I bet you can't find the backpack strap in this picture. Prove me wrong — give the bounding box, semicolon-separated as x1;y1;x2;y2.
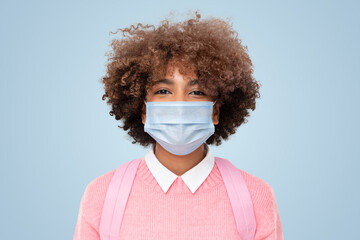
99;158;142;240
215;157;256;240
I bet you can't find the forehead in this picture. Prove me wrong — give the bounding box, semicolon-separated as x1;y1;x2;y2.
147;57;200;90
164;58;197;80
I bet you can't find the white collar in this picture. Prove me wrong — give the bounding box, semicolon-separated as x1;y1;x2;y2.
144;144;215;194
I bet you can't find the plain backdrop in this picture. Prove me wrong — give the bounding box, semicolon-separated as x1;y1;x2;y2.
1;0;359;239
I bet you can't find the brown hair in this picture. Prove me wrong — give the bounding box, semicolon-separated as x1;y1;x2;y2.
100;10;261;148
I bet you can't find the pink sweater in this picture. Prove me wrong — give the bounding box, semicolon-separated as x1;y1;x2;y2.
73;158;283;240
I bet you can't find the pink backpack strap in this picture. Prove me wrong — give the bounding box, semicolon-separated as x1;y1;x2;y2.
99;158;142;240
215;157;256;240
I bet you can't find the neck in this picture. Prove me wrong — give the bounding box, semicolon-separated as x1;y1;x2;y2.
153;143;207;176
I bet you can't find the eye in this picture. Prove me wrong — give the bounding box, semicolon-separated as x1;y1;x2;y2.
190;90;205;95
154;89;171;94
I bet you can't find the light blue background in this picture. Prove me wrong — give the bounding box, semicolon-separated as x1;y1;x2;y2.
1;0;359;239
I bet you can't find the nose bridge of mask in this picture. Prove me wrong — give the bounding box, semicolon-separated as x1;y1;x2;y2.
143;100;216;105
145;101;214;124
144;100;216;106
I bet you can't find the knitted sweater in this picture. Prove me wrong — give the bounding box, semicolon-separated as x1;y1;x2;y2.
73;158;283;240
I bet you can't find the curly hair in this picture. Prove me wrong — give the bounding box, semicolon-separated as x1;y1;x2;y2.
100;10;261;148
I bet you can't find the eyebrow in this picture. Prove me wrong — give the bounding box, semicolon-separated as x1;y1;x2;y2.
152;78;199;87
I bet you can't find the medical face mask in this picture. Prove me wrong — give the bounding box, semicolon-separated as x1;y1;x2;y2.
144;101;216;155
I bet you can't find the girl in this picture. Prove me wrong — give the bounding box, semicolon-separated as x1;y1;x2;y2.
74;10;283;240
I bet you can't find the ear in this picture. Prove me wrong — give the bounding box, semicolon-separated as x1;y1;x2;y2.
212;103;220;125
141;103;146;125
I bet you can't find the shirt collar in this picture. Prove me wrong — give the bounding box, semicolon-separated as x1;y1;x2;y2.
144;144;215;194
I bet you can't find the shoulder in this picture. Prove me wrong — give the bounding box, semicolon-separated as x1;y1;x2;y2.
81;158;141;208
238;168;281;239
77;168;117;228
82;169;116;204
238;169;277;219
238;169;276;203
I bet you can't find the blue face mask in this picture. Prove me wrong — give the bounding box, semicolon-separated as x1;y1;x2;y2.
144;101;216;155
